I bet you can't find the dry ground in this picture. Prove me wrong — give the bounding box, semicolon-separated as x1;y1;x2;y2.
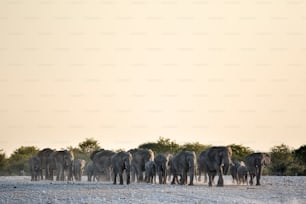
0;176;305;204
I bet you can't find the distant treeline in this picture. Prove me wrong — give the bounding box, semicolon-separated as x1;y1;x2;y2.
0;137;305;176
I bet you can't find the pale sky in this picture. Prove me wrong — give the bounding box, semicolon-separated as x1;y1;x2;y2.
0;1;306;156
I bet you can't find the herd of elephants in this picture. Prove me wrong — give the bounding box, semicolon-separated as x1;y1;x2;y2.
28;147;271;187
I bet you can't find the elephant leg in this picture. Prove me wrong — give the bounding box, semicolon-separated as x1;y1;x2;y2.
68;169;72;181
217;176;224;186
68;168;71;181
49;169;53;180
160;172;163;184
60;168;64;181
204;172;208;183
119;173;124;185
60;169;64;181
48;169;52;180
184;173;188;185
138;170;143;182
217;168;224;186
131;168;136;183
148;175;151;183
249;174;254;185
113;172;117;184
163;172;167;184
144;172;148;183
51;169;54;180
126;173;130;185
208;174;213;187
45;168;48;180
198;169;201;182
180;173;186;185
40;169;43;180
256;167;261;185
256;175;261;185
46;168;50;180
171;174;177;185
56;168;60;181
189;173;194;186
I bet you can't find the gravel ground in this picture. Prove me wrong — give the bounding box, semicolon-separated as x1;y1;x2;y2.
0;176;305;204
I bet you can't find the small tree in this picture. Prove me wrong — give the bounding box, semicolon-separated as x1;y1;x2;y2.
7;146;39;176
229;144;254;161
270;144;294;176
0;149;7;175
138;137;180;154
180;142;211;156
78;138;101;154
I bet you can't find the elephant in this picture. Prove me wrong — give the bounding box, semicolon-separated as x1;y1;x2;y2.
46;151;57;180
230;161;241;184
50;150;74;181
197;150;208;183
145;160;156;184
199;146;232;187
37;148;55;180
169;151;196;185
167;154;173;182
91;149;116;181
237;162;248;185
245;152;271;185
73;159;86;181
85;161;98;182
154;154;170;184
111;151;132;185
128;148;154;182
29;155;41;181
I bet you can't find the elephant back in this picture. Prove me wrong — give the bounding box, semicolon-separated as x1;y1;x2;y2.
129;148;154;167
93;150;116;163
90;149;105;161
171;151;196;170
111;151;132;169
206;146;231;161
246;153;261;167
37;148;55;167
92;149;116;174
154;154;168;167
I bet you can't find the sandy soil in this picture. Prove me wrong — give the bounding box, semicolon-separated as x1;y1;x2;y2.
0;176;305;204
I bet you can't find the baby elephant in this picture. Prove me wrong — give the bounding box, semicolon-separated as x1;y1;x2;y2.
237;162;248;185
145;161;156;184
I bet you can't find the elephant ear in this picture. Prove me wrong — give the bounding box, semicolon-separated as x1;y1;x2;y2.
254;156;261;167
218;150;225;166
262;153;271;166
207;148;220;163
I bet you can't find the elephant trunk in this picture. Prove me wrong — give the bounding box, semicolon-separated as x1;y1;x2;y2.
221;157;230;175
125;160;131;184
